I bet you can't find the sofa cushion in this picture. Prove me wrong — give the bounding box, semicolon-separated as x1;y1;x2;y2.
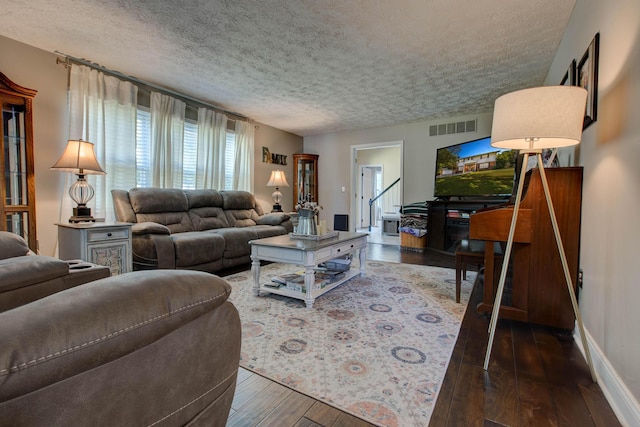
212;228;258;259
129;188;194;233
185;189;224;209
135;212;194;234
171;232;225;267
225;209;260;227
0;232;30;259
129;188;189;213
0;256;69;293
189;207;230;231
255;212;290;226
250;225;288;239
220;191;257;210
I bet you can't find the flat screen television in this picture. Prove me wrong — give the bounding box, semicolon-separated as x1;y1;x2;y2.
434;136;517;199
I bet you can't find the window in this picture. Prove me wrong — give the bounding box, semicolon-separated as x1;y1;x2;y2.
182;120;198;190
136;108;151;187
135;107;235;190
224;131;235;190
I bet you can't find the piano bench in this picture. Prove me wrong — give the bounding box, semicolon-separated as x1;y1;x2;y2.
455;240;502;303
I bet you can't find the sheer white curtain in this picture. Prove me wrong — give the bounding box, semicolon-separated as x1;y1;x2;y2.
196;108;227;189
233;120;254;192
67;64;138;221
150;92;186;188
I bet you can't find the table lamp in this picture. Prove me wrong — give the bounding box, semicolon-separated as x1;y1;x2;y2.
51;139;106;223
266;170;289;212
484;86;596;382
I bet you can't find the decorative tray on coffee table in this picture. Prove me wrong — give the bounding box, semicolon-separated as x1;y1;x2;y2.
289;230;339;241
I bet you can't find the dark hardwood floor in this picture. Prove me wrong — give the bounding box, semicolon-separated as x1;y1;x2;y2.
226;243;620;427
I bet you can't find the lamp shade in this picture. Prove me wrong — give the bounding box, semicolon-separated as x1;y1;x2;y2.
51;139;106;174
266;170;289;187
491;86;588;149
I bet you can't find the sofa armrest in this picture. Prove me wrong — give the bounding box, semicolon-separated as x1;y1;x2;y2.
0;256;69;294
255;212;291;226
132;221;171;235
0;270;240;414
0;231;30;260
130;224;176;269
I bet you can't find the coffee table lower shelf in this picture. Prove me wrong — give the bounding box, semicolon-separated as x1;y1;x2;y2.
256;268;362;307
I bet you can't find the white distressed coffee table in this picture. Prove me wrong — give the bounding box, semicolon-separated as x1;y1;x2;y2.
249;232;368;308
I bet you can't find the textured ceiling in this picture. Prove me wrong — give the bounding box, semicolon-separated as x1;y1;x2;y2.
1;0;575;137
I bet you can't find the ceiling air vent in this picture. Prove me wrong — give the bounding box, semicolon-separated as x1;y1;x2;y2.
429;119;477;136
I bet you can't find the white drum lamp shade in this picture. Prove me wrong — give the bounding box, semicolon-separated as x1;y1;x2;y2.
491;86;587;150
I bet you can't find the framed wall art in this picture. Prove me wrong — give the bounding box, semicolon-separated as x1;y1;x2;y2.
262;146;287;165
560;59;576;86
554;59;578;166
577;33;600;129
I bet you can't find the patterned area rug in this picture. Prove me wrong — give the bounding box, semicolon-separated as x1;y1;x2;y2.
225;260;476;427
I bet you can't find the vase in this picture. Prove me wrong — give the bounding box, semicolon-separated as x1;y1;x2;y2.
296;208;318;235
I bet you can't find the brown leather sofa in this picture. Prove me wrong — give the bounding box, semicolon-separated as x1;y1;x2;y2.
0;267;242;426
112;188;293;272
0;231;110;312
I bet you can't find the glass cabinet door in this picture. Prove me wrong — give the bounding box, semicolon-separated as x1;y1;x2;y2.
293;153;319;206
1;72;37;251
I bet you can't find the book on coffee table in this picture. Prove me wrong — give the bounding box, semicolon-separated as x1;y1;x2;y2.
271;272;335;292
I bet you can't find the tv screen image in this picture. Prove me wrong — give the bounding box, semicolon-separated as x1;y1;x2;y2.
434;136;517;198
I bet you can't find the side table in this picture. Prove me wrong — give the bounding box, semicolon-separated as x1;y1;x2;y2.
57;222;133;275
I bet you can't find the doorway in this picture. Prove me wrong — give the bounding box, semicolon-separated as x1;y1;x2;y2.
350;141;403;245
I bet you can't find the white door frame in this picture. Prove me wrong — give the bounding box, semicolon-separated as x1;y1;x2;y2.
359;164;383;229
349;140;403;232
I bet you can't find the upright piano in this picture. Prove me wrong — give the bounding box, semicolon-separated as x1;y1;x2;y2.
469;167;583;329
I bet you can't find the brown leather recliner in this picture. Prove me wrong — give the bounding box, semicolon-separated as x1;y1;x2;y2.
0;236;242;426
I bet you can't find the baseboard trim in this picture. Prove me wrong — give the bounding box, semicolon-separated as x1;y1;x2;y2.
574;326;640;427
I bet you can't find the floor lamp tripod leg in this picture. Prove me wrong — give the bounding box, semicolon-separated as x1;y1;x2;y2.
536;155;597;383
483;152;531;371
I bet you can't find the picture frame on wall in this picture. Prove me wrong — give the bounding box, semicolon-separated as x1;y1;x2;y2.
554;59;578;167
577;33;600;129
560;59;576;86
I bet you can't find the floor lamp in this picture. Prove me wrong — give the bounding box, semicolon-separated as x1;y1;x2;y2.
484;86;597;383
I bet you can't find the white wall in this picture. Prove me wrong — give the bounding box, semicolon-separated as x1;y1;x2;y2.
304;112;493;230
545;0;640;423
0;36;69;257
254;123;304;213
0;35;303;257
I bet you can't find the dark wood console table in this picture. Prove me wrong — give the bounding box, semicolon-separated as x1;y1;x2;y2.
427;199;508;252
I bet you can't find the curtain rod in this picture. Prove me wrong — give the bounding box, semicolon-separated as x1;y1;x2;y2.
55;52;248;122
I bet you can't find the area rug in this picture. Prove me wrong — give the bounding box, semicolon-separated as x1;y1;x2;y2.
225;261;476;427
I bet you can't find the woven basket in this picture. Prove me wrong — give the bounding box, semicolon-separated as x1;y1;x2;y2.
400;232;427;251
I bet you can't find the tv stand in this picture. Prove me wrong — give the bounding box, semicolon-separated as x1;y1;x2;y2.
427;199;508;252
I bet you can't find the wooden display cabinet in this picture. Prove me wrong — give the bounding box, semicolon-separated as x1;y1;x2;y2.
293;153;318;206
1;71;38;252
